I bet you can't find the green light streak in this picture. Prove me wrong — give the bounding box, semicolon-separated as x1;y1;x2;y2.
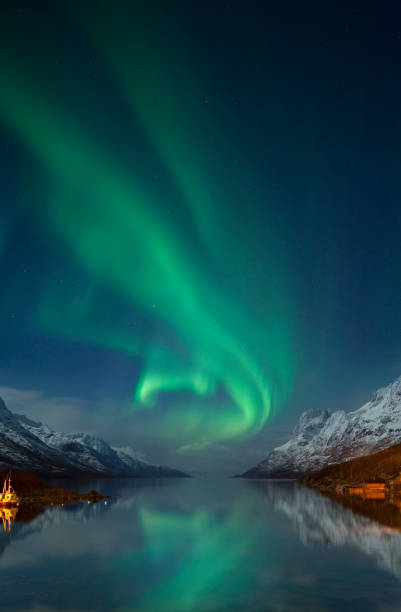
76;3;220;248
0;15;295;448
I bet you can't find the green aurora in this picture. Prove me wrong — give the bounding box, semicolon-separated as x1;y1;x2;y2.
0;4;294;450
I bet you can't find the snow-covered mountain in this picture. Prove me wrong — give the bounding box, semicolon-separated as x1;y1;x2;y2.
0;397;188;477
0;398;76;473
242;374;401;478
112;447;183;477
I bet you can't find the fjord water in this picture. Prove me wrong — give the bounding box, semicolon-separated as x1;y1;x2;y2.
2;480;401;611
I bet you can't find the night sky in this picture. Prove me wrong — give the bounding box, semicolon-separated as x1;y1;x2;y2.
1;1;401;475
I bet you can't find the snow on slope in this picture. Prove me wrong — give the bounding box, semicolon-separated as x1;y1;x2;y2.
15;414;188;477
17;417;129;474
113;447;189;477
242;375;401;478
0;397;188;477
0;399;76;473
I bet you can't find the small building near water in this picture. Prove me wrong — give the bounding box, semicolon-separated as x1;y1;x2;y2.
347;482;387;499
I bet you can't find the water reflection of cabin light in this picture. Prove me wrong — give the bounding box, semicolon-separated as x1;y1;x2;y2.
104;500;107;505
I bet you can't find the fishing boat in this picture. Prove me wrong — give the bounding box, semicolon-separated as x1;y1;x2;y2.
0;475;20;507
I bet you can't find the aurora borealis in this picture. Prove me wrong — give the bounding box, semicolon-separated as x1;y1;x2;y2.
2;1;401;474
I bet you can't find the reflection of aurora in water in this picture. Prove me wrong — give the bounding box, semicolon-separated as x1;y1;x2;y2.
112;481;401;611
0;3;295;450
2;479;401;611
119;503;263;611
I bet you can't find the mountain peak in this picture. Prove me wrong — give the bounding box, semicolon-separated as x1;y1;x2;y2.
241;374;401;479
0;397;189;478
0;396;16;421
293;409;331;438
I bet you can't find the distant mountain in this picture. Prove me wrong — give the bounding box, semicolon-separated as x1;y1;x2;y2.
112;447;184;477
0;397;189;477
241;375;401;478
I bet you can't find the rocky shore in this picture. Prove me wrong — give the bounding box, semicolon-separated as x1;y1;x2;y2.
18;487;107;506
1;470;108;508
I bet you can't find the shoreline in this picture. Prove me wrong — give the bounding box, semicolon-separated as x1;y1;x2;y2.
16;487;109;506
1;471;109;508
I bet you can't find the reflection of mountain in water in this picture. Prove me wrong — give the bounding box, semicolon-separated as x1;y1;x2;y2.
252;481;401;581
0;499;112;564
0;480;190;569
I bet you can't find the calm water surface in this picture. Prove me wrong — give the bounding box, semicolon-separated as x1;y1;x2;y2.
1;478;401;611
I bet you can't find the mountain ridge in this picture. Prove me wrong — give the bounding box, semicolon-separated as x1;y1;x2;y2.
0;397;189;478
241;375;401;478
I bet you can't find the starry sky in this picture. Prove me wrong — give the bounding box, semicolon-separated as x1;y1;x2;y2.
1;1;401;475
